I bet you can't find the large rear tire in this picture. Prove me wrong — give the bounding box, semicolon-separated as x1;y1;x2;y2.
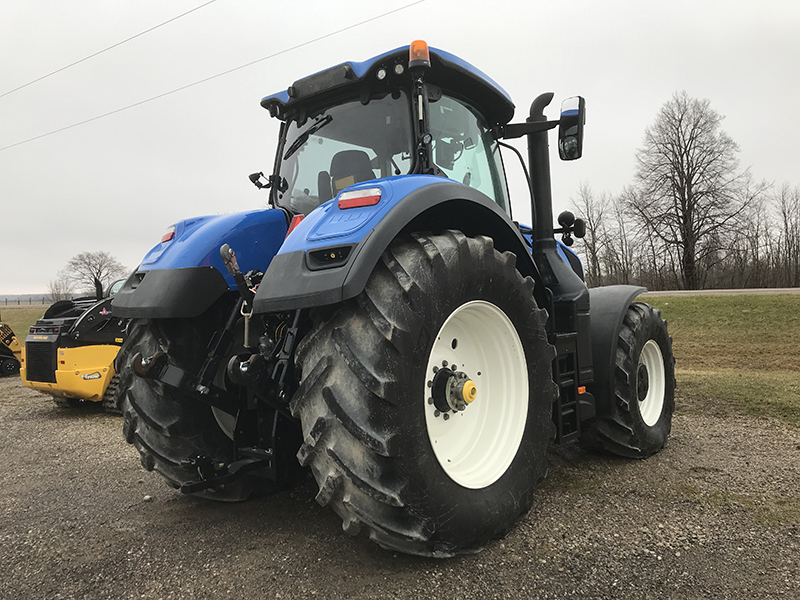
116;299;302;501
292;231;557;557
581;302;675;458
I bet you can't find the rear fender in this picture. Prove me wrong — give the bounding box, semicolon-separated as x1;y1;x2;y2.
113;209;288;319
588;285;647;417
253;176;539;313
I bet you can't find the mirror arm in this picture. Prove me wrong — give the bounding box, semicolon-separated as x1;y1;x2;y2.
494;120;559;140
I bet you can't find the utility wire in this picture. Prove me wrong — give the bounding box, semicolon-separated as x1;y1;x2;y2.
0;0;218;99
0;0;424;153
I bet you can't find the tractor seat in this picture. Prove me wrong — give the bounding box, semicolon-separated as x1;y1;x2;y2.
330;150;375;194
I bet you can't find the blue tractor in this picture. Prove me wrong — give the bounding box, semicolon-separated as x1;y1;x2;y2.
113;41;675;557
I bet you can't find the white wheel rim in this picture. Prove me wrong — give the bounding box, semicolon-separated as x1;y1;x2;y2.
424;300;528;489
638;339;665;427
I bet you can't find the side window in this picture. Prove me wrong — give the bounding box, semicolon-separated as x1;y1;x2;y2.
429;96;510;212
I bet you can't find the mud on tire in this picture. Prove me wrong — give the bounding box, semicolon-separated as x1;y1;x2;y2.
292;231;557;557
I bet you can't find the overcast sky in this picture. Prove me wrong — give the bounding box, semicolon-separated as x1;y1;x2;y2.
2;0;798;294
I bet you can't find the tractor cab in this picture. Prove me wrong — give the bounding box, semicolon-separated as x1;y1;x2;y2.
258;41;513;216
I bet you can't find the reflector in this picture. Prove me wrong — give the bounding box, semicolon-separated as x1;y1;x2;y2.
338;187;382;209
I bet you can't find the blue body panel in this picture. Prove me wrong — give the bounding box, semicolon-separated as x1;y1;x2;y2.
138;209;288;288
279;174;441;254
134;178;581;298
278;176;582;274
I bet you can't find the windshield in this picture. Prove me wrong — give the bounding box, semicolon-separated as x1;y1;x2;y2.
275;91;413;214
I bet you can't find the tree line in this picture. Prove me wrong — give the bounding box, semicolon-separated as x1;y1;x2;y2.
570;91;799;290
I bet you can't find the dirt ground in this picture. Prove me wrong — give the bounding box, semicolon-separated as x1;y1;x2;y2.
1;375;798;600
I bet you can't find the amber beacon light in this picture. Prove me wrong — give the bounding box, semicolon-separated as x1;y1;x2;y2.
409;40;431;69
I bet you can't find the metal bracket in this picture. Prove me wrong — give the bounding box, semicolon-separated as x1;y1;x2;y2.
132;350;239;414
180;447;274;494
271;310;304;400
494;119;559;140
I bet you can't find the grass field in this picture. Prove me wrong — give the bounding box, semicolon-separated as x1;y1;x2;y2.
644;294;800;428
0;305;47;342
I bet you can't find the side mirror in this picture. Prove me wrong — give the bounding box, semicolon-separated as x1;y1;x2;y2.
249;172;267;189
558;96;585;161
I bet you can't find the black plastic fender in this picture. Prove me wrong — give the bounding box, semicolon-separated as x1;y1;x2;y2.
112;266;231;319
253;181;539;313
588;284;647;417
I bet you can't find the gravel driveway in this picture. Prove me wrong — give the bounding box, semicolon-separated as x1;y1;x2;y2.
2;376;798;599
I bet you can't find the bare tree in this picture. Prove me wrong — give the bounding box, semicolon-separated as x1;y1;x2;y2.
62;251;128;299
773;182;800;287
570;182;608;286
628;91;766;289
46;276;74;303
608;187;652;286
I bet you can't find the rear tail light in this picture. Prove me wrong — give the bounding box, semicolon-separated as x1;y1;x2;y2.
338;187;381;210
161;226;176;243
286;214;304;237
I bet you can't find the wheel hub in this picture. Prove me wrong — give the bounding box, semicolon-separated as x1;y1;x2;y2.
637;363;650;402
430;365;478;415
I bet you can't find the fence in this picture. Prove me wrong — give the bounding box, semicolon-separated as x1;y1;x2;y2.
2;298;50;306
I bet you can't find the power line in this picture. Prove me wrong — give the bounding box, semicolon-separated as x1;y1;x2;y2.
0;0;218;100
0;0;424;153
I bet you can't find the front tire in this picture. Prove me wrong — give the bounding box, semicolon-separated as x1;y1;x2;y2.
292;231;557;557
582;302;675;458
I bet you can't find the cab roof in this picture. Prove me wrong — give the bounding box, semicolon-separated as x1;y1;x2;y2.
261;44;516;126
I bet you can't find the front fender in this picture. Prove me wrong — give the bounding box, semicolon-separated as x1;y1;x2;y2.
253;176;538;313
588;285;647;417
113;208;288;319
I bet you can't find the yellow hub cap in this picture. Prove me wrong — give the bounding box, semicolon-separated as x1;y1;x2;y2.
462;380;477;404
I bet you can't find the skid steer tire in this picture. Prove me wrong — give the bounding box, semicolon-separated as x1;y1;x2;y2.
116;300;302;501
582;302;675;458
292;231;557;557
102;373;121;415
1;358;20;376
